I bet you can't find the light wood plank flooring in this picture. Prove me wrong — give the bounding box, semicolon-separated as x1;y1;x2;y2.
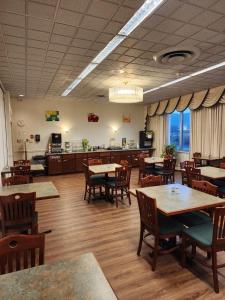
35;169;225;300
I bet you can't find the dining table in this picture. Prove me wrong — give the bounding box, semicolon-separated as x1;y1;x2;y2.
0;252;117;300
89;163;121;175
144;157;164;165
130;183;225;216
198;166;225;180
0;181;59;200
193;156;221;166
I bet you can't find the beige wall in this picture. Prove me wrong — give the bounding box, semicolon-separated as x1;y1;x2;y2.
11;97;145;159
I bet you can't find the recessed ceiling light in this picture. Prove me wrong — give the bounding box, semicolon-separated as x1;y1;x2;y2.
19;94;24;97
61;0;165;97
144;60;225;94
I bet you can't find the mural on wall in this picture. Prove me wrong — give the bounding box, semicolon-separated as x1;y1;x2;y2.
122;114;131;123
88;113;99;122
45;111;60;121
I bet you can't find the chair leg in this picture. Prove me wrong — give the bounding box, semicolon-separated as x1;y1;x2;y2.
115;188;118;208
212;251;219;293
181;235;187;268
88;186;91;203
137;223;144;256
127;189;131;205
191;243;196;258
152;237;159;271
84;184;87;201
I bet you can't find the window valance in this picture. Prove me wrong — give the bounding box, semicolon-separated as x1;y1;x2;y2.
147;84;225;116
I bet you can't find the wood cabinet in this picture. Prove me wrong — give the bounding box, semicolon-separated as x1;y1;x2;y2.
75;153;88;172
48;155;62;175
62;154;75;174
47;149;155;175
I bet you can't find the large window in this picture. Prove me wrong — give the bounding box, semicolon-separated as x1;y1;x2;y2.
167;108;190;151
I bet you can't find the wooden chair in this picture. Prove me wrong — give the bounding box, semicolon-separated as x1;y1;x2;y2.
186;167;201;187
87;159;102;166
193;152;202;167
83;164;105;203
106;166;131;207
2;175;30;187
11;166;32;183
120;160;129;167
180;161;195;185
220;162;225;169
222;157;225;163
13;160;30;166
192;180;218;196
136;191;183;271
182;207;225;293
140;175;163;188
0;192;38;237
154;159;176;184
138;156;154;183
0;234;45;274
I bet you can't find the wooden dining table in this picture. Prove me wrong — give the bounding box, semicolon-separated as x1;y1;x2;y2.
144;157;164;164
0;252;117;300
89;163;121;175
198;166;225;180
0;181;59;200
130;183;225;216
193;156;221;166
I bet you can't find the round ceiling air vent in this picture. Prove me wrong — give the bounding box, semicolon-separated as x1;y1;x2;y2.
153;46;200;65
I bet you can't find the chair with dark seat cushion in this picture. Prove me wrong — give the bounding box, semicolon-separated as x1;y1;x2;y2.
182;207;225;293
136;190;183;271
186;166;201;187
193;152;202;167
11;166;32;183
174;180;216;227
87;159;106;181
154;159;176;184
2;175;30;186
0;192;38;237
13;160;30;166
83;164;106;203
138;155;154;183
180;161;195;185
0;234;45;274
140;175;163;188
106;166;131;207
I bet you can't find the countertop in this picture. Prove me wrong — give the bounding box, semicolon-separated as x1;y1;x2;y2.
46;148;155;155
0;252;117;300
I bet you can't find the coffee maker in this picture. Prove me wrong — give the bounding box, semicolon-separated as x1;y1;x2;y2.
50;133;62;153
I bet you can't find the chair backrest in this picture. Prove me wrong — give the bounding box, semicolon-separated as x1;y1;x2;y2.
120;160;129;167
180;160;195;170
83;163;91;184
13;160;30;166
139;153;149;159
136;190;158;234
193;152;201;158
87;159;102;166
213;207;225;248
186;167;201;187
222;157;225;163
0;234;45;274
193;152;202;166
11;165;31;176
115;166;131;187
192;180;218;196
140;175;163;188
163;158;176;171
220;162;225;169
0;192;36;235
2;175;30;187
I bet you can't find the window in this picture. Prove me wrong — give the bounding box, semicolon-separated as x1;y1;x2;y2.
167;108;190;151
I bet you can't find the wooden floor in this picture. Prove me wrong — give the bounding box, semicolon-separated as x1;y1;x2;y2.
35;169;225;300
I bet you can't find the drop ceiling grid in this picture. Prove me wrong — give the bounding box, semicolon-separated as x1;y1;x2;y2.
0;0;225;100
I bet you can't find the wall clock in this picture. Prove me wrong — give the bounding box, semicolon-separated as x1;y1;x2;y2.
17;120;25;127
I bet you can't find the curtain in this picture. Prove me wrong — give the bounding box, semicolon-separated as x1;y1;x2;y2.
190;104;225;157
0;88;7;183
149;114;167;157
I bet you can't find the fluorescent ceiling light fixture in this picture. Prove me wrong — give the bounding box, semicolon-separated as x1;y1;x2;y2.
119;0;165;36
92;35;126;64
62;0;165;96
144;60;225;94
78;63;98;79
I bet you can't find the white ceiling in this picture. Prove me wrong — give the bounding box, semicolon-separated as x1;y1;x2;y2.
0;0;225;103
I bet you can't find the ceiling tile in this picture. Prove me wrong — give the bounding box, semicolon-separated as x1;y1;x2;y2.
156;18;184;34
87;0;118;19
76;28;99;41
72;38;92;48
130;27;148;39
144;30;167;43
28;2;55;19
190;10;223;27
208;18;225;33
175;24;202;37
53;23;77;37
162;35;185;46
210;0;225;13
112;6;134;22
56;9;82;27
2;25;25;37
183;0;218;8
156;0;182;17
0;0;25;14
28;17;52;32
125;48;143;57
191;29;217;41
27;39;48;49
28;30;50;41
5;36;25;46
171;3;203;22
60;0;90;13
97;33;114;43
33;0;58;5
103;20;122;34
68;47;87;55
142;15;164;29
80;15;108;31
0;12;25;27
48;43;68;52
51;34;72;45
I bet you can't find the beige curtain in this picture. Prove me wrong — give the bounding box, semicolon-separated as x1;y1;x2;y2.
190;104;225;157
149;114;167;157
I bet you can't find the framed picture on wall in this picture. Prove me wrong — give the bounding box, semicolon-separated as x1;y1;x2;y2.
122;114;131;123
45;111;60;121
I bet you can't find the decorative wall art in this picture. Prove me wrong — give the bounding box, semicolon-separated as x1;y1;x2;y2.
88;113;99;122
122;114;131;123
45;111;60;121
